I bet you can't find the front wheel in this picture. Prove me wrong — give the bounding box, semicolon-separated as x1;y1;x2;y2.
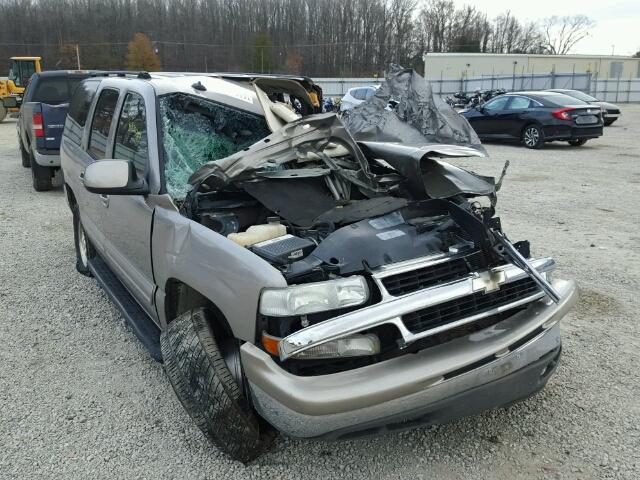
161;308;274;463
568;139;587;147
522;124;545;149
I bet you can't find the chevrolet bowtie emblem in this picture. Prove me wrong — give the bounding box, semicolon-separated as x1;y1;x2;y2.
472;270;507;294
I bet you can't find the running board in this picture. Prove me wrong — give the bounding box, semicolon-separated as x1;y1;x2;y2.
88;256;162;362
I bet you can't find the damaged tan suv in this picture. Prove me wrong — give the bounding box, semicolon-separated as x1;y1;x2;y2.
61;67;578;462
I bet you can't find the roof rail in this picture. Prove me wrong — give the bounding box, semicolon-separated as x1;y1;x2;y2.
88;70;151;80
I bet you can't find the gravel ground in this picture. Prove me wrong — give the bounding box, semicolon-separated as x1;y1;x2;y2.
0;108;639;480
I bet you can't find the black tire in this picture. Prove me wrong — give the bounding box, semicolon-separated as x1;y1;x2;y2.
522;124;545;149
568;139;587;147
30;154;53;191
161;308;273;463
72;206;96;276
20;142;31;168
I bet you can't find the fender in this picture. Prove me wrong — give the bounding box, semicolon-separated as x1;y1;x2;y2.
151;205;287;342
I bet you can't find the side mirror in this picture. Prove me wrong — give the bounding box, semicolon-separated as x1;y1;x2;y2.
83;160;149;195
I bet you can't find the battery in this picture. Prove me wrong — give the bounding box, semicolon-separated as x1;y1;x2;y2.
251;234;316;265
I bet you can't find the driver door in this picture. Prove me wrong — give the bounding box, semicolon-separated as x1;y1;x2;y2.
100;91;157;321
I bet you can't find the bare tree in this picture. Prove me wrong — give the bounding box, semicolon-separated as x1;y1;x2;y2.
540;15;595;55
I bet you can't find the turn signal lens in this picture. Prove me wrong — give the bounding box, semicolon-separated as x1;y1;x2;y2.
261;332;281;356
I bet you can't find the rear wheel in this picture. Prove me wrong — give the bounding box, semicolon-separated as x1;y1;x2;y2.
161;308;274;463
522;124;545;149
568;139;587;147
20;143;31;168
31;155;53;191
72;206;96;276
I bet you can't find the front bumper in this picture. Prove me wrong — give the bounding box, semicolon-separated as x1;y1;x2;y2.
241;278;577;438
33;149;60;167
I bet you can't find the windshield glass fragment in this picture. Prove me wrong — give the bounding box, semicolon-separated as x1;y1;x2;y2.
160;93;271;199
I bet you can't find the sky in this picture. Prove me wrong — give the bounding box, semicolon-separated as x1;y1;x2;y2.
452;0;639;56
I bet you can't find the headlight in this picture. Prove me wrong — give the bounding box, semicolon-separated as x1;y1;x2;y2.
259;276;369;317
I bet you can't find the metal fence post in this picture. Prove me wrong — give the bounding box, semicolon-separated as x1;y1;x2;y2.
615;74;621;102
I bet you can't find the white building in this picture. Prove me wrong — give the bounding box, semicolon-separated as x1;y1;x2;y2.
423;53;640;81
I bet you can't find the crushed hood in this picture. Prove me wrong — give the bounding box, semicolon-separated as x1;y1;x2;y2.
188;66;494;202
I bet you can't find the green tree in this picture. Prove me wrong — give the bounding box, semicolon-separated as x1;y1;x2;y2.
126;33;161;71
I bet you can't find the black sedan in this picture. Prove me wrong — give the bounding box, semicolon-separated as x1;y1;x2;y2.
547;88;621;126
461;91;603;149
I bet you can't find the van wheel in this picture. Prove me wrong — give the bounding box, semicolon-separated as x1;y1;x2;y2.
73;206;95;276
161;308;274;463
31;155;53;191
20;143;31;168
522;124;544;149
568;139;587;147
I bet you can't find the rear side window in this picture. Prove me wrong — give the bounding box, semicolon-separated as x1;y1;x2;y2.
68;80;99;127
546;94;588;107
32;76;88;104
507;97;531;110
88;88;119;159
114;93;148;175
365;88;376;99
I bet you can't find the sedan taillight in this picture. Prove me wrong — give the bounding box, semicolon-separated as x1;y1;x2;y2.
551;107;575;121
32;112;44;137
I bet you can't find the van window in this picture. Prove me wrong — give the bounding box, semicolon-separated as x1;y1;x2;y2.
88;88;119;159
114;93;148;175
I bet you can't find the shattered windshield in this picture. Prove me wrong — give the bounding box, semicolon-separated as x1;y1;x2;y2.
160;93;271;199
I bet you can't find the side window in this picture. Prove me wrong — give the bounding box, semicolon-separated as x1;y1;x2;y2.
88;88;119;159
114;93;148;175
365;88;376;99
68;80;99;127
507;96;531;110
483;96;510;111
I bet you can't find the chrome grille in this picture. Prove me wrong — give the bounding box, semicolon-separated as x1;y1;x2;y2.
402;277;541;334
381;258;471;296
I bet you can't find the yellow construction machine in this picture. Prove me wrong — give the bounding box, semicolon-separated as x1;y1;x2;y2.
0;56;42;122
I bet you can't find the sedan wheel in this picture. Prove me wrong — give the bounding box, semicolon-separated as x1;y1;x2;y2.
522;125;544;149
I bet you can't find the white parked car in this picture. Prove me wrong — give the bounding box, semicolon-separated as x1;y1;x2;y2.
340;85;379;111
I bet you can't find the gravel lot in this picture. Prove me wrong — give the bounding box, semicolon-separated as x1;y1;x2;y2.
0;107;639;480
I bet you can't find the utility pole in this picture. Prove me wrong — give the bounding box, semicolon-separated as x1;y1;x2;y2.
75;44;81;70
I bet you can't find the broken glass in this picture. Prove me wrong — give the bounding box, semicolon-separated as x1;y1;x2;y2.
160;93;271;199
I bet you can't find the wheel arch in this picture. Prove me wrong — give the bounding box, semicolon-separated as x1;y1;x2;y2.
164;278;235;341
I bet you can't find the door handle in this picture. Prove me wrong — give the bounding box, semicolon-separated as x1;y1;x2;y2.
100;194;109;208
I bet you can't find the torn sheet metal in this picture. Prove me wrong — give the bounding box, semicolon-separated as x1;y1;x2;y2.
359;141;495;199
342;65;486;155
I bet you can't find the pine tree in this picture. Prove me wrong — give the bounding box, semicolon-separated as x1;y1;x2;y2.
126;33;161;71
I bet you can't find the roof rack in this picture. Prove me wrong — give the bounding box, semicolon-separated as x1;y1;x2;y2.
88;71;151;80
